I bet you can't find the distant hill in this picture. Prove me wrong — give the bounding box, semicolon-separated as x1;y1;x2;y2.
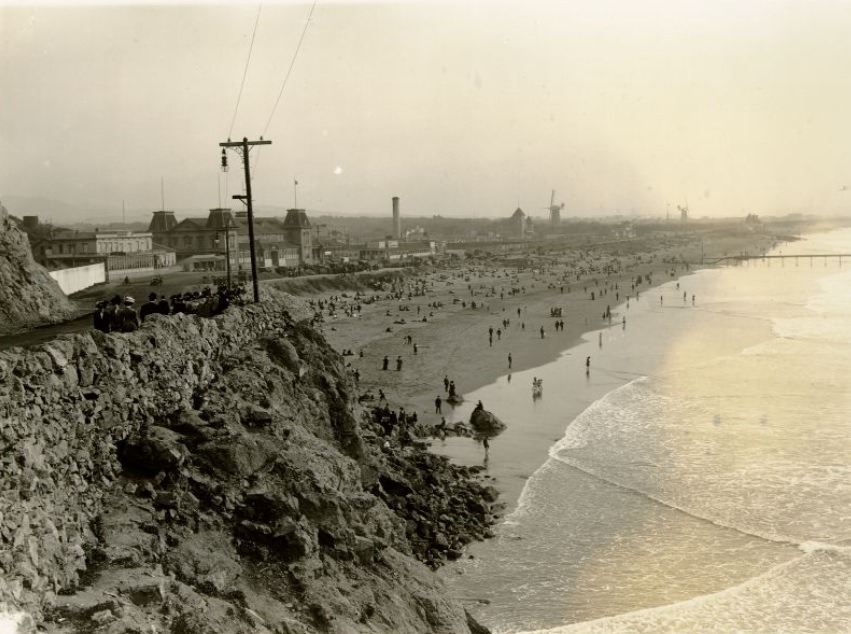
1;195;92;223
0;195;153;226
1;196;211;227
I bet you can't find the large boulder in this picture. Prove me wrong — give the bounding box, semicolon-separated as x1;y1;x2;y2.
118;426;187;476
469;408;506;437
0;204;74;334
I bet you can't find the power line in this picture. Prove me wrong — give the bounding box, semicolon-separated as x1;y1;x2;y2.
228;4;263;140
262;1;317;136
250;2;316;184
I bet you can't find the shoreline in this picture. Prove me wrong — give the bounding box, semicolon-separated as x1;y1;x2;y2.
320;231;783;507
433;228;850;631
427;263;752;527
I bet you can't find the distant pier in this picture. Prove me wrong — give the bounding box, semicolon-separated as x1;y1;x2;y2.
707;254;851;267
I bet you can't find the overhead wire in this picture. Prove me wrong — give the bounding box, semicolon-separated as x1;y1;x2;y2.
222;4;262;208
228;4;263;140
250;1;317;189
222;0;316;211
251;0;317;188
262;0;317;137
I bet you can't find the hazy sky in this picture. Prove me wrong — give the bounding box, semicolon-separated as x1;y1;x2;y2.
2;0;851;220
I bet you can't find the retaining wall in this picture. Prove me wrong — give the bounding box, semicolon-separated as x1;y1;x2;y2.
48;263;106;295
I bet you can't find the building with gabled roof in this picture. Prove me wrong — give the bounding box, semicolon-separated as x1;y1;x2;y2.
148;207;315;272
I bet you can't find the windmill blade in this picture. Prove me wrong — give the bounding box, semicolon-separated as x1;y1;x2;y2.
550;190;556;208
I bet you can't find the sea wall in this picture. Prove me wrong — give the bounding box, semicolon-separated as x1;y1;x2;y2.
0;291;494;633
48;262;107;295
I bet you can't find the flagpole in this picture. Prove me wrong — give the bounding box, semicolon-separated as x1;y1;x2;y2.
294;179;298;209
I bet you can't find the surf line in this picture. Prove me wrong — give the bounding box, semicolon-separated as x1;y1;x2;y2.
517;548;837;634
550;453;806;548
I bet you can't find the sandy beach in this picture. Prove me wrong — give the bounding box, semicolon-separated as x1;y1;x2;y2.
315;231;781;507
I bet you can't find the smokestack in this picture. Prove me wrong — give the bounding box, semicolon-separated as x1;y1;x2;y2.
392;196;401;240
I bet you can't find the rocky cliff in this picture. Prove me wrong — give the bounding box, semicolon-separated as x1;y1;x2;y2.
0;291;495;633
0;204;74;335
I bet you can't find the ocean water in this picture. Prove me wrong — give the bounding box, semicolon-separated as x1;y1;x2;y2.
437;229;851;633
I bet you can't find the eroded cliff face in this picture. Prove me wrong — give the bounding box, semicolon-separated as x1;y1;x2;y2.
0;292;494;633
0;204;74;334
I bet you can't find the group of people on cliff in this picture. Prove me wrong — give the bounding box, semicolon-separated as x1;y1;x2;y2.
93;284;248;333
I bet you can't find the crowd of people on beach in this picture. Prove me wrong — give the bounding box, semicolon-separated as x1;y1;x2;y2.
171;238;712;465
313;246;708;460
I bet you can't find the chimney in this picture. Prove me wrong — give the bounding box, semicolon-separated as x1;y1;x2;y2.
392;196;401;240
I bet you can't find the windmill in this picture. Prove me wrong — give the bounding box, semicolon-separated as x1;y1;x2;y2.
677;203;689;222
544;190;565;227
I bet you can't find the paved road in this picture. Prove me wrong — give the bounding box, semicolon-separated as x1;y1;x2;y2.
0;312;94;352
0;267;406;352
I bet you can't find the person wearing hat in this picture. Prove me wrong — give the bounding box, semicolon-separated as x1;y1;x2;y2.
118;296;140;332
139;292;159;322
171;293;187;314
107;294;124;332
157;294;170;315
93;300;111;333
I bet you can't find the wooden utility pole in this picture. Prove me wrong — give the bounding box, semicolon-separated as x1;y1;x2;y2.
219;136;271;303
224;227;232;290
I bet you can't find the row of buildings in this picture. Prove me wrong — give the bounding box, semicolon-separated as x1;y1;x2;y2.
30;206;445;276
30;208;319;274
